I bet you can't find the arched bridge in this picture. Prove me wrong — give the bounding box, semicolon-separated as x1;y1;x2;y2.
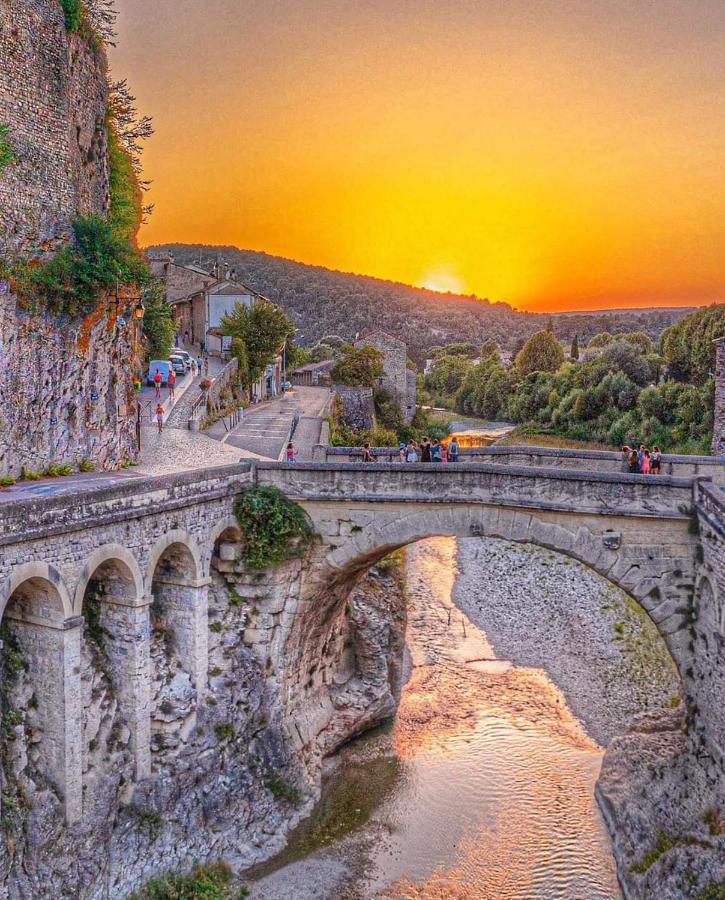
0;450;722;825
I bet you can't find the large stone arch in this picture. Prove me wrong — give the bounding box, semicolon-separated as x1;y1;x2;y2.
145;529;203;593
72;544;144;616
314;503;687;676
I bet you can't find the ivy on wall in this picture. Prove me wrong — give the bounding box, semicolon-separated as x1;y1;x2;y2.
234;486;314;570
0;124;15;174
60;0;84;32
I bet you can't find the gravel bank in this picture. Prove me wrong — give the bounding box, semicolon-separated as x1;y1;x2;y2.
453;537;681;746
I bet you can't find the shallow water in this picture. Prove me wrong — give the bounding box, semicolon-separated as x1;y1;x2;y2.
253;537;622;899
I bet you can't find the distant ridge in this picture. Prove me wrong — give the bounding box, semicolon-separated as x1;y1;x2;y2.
149;243;691;361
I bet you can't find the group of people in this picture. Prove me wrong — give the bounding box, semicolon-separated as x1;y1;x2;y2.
152;353;210;435
622;444;663;475
357;437;461;463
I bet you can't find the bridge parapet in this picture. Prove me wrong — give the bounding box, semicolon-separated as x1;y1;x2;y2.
0;463;253;545
256;460;700;520
317;444;725;483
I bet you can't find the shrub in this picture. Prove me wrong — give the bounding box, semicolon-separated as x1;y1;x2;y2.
78;459;96;473
265;775;302;807
0;476;16;487
60;0;84;32
234;485;314;570
16;216;146;319
19;467;41;481
129;862;236;900
330;345;384;386
214;723;235;742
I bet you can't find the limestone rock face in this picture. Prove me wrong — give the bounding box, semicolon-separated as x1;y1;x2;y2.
0;0;136;476
597;707;725;900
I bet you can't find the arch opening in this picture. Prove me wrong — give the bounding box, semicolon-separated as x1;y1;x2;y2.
0;575;80;823
149;541;206;757
80;556;146;790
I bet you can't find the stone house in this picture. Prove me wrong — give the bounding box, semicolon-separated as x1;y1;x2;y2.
354;331;416;422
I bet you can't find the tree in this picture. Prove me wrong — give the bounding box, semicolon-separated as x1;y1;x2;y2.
570;334;579;361
330;345;384;386
515;331;565;375
221;300;295;390
662;304;725;384
426;354;473;398
141;278;175;360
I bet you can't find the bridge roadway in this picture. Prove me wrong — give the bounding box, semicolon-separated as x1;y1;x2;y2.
0;452;722;825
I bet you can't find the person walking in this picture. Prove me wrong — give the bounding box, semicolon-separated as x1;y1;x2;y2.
197;355;203;374
285;441;297;463
153;368;163;398
651;446;662;475
167;368;176;400
155;402;164;434
448;437;460;463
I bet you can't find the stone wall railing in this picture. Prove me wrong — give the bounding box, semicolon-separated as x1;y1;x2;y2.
188;357;240;429
256;460;700;520
317;444;725;483
0;462;252;544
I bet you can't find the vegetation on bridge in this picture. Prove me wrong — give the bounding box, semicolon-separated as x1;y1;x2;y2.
234;485;314;570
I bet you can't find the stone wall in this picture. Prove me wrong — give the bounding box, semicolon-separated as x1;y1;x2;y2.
0;295;139;476
714;336;725;456
332;384;375;431
0;0;137;476
0;0;109;259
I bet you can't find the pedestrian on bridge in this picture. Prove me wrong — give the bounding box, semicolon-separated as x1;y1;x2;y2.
155;403;164;434
167;369;176;400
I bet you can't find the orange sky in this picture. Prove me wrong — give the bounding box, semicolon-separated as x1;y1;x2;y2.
112;0;725;312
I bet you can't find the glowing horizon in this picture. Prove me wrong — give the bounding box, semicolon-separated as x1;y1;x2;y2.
114;0;725;313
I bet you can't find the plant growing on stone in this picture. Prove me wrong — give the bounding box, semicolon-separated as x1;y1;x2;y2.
234;485;314;570
264;775;302;807
129;862;237;900
0;124;15;175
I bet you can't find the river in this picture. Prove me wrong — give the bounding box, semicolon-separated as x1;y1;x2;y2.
248;536;678;899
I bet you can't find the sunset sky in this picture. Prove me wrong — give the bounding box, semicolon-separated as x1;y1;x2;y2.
112;0;725;312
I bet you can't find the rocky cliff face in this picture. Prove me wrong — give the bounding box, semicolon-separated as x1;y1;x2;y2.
0;544;406;898
0;0;136;476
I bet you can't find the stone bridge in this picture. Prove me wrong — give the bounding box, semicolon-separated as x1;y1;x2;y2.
0;453;723;826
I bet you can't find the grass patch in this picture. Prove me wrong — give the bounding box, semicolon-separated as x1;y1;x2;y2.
496;425;613;451
129;861;244;900
0;476;16;487
631;831;678;874
19;467;42;481
698;885;725;900
214;723;235;743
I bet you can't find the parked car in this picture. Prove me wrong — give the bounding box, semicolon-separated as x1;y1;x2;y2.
147;360;172;386
169;354;187;376
171;348;193;371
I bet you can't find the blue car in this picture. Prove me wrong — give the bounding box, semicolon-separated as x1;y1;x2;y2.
147;360;172;386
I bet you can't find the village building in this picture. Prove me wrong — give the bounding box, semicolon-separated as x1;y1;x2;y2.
354;331;417;422
291;359;334;387
149;252;284;401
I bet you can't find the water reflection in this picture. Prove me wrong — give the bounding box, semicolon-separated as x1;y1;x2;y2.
251;537;622;899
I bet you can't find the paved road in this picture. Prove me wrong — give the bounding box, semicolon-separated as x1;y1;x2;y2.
206;387;331;460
